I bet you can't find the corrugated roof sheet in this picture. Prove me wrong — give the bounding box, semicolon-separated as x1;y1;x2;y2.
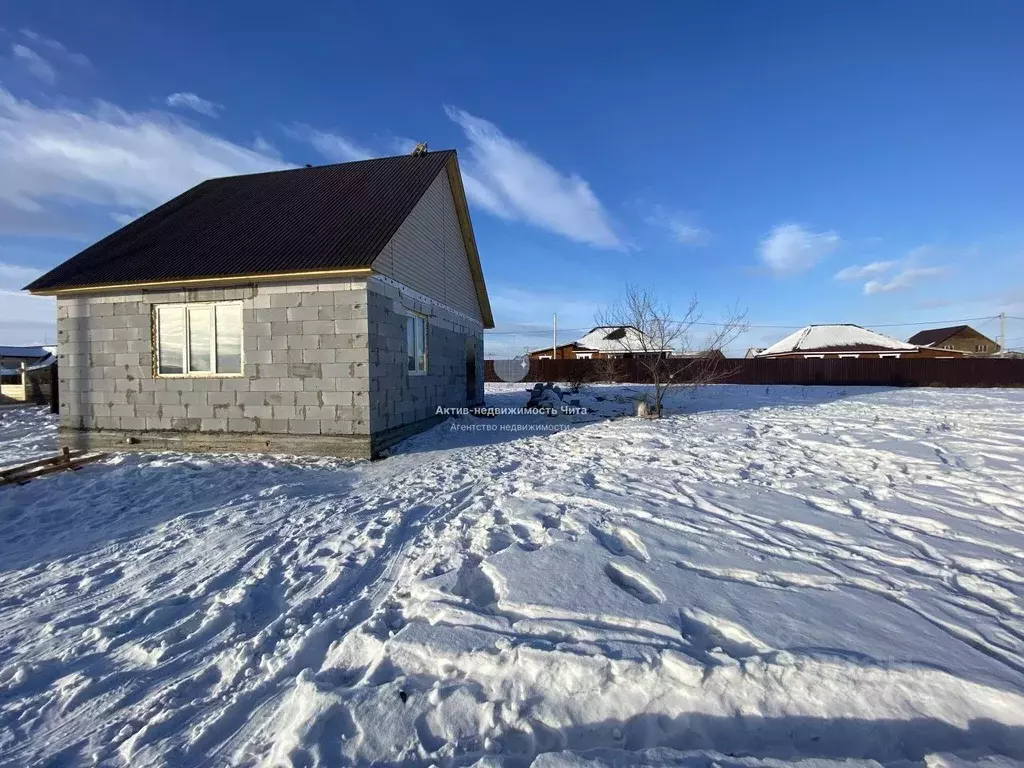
25;151;456;292
907;326;969;346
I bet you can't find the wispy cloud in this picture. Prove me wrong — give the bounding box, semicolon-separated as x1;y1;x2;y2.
0;260;42;288
837;245;950;295
110;212;138;226
759;223;840;275
833;261;897;281
12;44;56;84
251;134;281;159
20;29;90;68
645;205;710;246
0;87;288;236
864;266;947;295
0;259;54;342
287;124;373;164
165;92;222;118
446;107;621;250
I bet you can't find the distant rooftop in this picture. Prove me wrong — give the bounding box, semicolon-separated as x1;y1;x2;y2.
758;324;916;356
0;345;51;359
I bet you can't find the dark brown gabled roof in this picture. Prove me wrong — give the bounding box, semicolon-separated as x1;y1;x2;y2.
26;150;459;294
907;325;970;346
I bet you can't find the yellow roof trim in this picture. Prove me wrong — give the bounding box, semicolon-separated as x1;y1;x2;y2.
444;155;495;329
30;268;373;296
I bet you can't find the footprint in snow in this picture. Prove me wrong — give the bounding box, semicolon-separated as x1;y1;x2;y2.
590;524;650;563
604;562;664;605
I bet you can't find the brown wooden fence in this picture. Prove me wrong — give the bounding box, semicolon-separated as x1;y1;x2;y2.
485;357;1024;388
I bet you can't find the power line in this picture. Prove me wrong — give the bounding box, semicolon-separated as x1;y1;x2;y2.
485;315;1005;335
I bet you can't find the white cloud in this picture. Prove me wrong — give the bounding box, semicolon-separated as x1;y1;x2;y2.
165;92;222;118
110;212;137;226
20;29;90;68
864;267;947;295
760;223;840;274
388;135;420;155
288;124;373;163
645;206;710;246
0;260;43;288
0;87;287;235
446;107;621;250
252;134;281;158
833;260;896;281
0;260;53;342
12;44;56;84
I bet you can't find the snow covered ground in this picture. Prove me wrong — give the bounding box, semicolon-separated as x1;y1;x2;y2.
0;404;58;466
0;384;1023;767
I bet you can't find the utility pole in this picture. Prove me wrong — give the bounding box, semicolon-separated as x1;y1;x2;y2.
552;313;557;360
1000;312;1006;354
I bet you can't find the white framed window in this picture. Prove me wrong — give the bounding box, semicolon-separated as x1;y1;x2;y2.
879;353;901;358
838;354;859;359
802;354;825;359
537;355;552;360
406;312;427;374
155;302;243;377
575;353;593;359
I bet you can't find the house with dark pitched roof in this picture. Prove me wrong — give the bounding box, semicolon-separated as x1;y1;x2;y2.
906;325;1000;356
25;150;493;458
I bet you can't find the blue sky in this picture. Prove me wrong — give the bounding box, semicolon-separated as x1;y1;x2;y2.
2;1;1023;354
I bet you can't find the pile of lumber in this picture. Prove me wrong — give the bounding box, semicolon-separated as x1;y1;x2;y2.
0;447;106;486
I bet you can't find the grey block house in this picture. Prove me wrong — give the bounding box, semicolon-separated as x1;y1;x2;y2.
26;150;494;458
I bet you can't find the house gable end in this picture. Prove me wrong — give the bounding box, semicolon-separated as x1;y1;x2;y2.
371;160;493;327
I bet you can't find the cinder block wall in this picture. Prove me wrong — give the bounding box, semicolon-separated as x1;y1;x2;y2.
56;278;373;448
366;277;484;439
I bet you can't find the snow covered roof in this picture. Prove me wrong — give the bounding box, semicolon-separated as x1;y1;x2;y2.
1;353;55;376
757;324;917;356
576;326;671;353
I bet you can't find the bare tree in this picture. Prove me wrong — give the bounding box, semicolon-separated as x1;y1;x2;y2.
593;355;624;384
595;285;747;417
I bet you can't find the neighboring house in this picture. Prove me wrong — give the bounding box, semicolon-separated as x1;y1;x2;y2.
671;349;727;361
25;150;493;459
526;342;589;361
744;347;765;359
0;345;55;403
907;325;1001;356
527;326;671;361
756;324;965;359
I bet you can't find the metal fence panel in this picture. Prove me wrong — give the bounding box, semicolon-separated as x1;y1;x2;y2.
484;358;1024;387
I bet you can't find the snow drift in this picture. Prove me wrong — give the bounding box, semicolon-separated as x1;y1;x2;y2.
0;384;1023;766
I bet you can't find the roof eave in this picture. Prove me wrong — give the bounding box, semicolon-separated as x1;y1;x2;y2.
26;267;374;296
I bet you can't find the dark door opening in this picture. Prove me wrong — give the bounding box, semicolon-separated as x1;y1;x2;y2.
465;340;477;404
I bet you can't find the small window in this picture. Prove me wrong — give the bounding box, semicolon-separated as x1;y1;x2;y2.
156;302;243;376
575;353;593;360
407;313;427;374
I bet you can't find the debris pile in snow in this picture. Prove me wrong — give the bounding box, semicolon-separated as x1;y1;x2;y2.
525;382;588;415
0;385;1023;766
